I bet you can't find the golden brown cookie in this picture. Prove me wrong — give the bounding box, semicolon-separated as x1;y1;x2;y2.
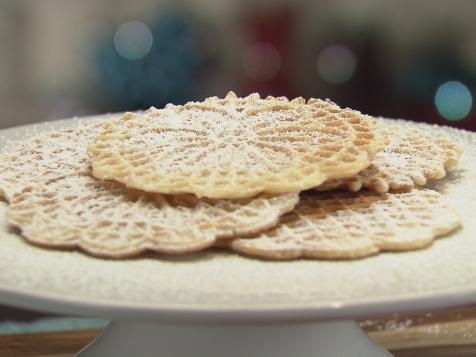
8;174;298;258
88;92;385;199
317;124;462;193
230;189;461;260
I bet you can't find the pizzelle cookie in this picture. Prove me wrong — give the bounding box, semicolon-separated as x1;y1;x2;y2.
229;189;461;260
7;175;298;258
88;92;386;199
0;121;104;202
317;124;462;193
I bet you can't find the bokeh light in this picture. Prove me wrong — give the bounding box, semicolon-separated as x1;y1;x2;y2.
114;21;153;60
434;81;472;121
316;45;357;85
242;42;281;82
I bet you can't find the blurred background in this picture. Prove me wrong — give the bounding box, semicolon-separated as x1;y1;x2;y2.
0;0;475;330
0;0;475;131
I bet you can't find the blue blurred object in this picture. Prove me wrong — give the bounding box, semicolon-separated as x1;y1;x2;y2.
435;81;473;121
95;12;210;110
0;317;108;335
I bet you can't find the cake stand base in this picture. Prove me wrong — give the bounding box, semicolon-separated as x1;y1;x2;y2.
76;319;393;357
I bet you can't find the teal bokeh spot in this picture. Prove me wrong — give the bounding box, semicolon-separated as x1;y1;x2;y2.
434;81;472;121
114;21;153;60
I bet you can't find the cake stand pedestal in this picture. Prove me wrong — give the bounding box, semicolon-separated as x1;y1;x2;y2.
77;319;392;357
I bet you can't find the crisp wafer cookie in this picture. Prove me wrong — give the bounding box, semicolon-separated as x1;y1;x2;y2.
230;190;461;260
317;124;462;193
0;121;104;202
7;175;297;258
88;92;386;199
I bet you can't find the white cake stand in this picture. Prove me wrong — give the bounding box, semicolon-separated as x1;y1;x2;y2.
1;116;475;357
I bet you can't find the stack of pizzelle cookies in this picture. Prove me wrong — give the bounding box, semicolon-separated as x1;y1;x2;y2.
1;92;463;260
